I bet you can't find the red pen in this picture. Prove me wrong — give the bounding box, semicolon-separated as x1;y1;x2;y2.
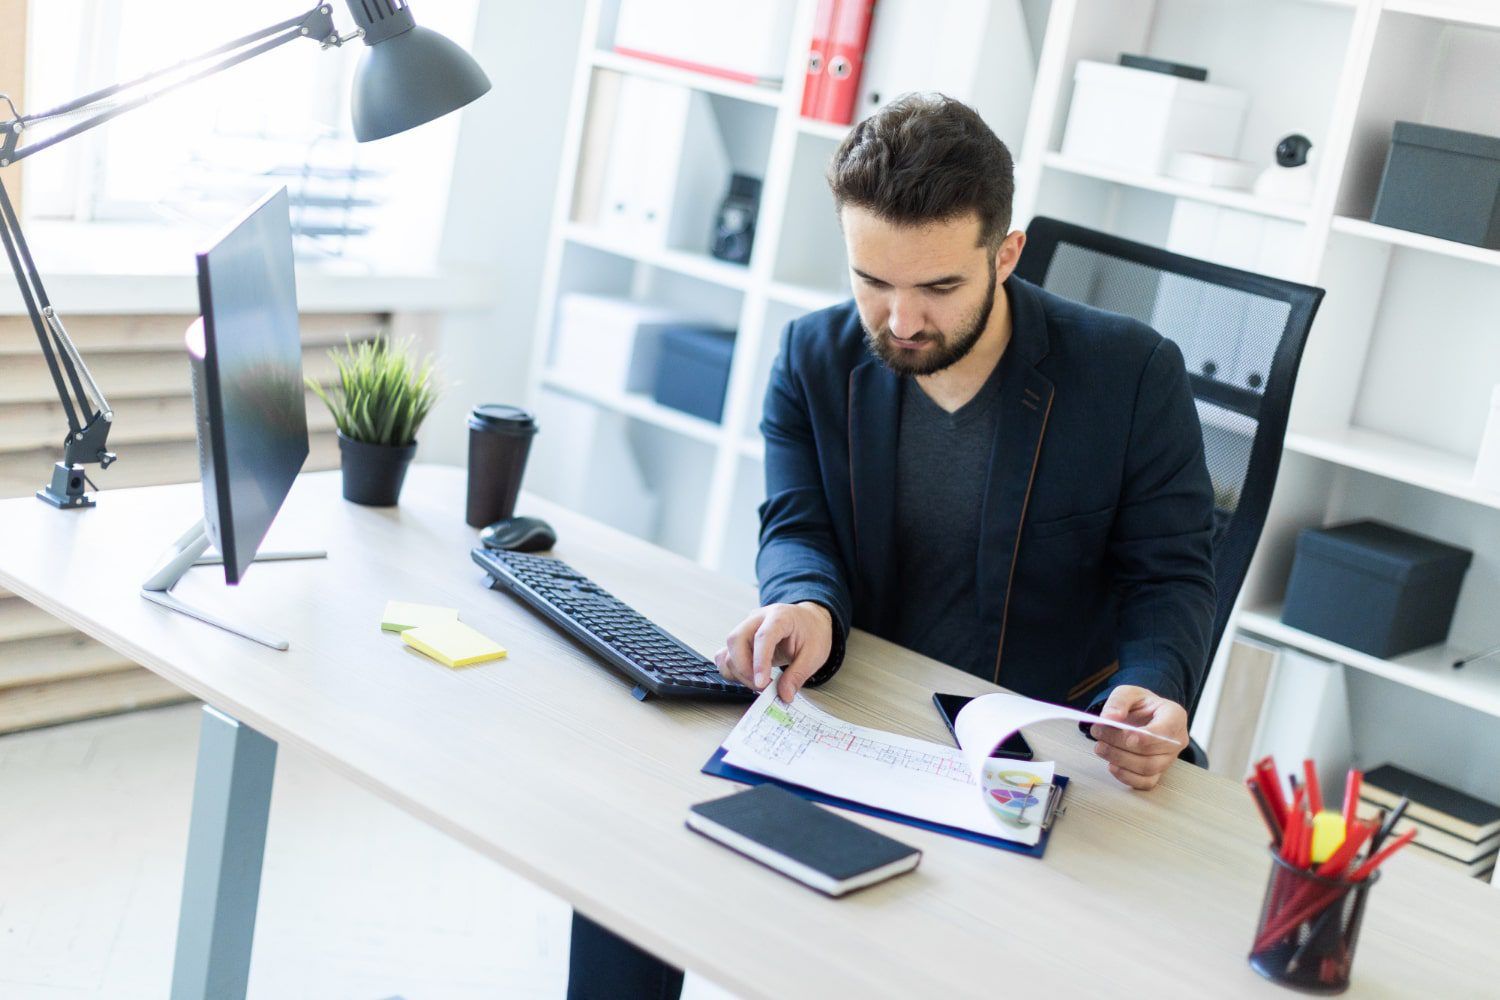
1259;756;1288;828
1303;759;1324;814
1282;789;1307;864
1350;828;1417;882
1246;777;1283;846
1251;766;1284;835
1342;769;1362;828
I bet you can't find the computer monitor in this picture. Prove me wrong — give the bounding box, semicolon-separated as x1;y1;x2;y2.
140;186;323;649
190;186;309;584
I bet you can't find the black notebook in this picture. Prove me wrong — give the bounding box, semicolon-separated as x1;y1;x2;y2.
687;785;921;897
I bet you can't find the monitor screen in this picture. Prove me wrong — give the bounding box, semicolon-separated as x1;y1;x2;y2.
192;186;309;585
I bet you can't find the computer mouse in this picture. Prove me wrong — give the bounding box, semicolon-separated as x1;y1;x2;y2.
480;515;557;553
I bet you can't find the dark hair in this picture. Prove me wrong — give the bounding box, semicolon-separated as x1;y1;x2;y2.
827;93;1015;248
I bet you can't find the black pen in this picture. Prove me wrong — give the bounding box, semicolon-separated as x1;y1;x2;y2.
1371;797;1409;853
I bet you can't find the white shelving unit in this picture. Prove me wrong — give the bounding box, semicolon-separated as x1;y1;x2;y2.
527;0;1037;571
1330;214;1500;266
1284;427;1500;512
1040;151;1315;223
527;0;1500;809
1239;605;1500;721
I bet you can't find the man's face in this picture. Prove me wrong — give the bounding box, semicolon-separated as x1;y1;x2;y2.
842;207;1002;376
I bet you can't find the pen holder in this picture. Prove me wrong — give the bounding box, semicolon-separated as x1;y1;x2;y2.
1249;850;1380;994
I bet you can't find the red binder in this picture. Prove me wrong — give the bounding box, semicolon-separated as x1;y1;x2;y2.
816;0;875;125
801;0;838;118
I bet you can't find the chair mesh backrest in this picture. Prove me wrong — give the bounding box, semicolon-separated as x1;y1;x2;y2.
1016;218;1324;718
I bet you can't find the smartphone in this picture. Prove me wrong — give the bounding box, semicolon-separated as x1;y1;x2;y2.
932;692;1034;760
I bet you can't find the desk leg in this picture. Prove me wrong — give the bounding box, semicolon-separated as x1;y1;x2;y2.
170;705;277;1000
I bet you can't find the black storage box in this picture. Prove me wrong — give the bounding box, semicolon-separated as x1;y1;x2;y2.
1371;121;1500;249
652;325;735;423
1282;520;1472;658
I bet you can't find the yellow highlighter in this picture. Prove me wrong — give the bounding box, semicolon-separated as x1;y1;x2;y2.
1310;810;1347;864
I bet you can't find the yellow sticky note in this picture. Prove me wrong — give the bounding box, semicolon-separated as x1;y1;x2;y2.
402;620;507;668
381;600;460;633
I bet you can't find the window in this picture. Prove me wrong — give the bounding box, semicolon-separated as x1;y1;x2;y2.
23;0;480;269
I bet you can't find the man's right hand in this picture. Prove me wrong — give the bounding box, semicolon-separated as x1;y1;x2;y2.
714;601;833;702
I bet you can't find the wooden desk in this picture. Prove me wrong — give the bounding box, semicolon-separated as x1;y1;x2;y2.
0;466;1494;997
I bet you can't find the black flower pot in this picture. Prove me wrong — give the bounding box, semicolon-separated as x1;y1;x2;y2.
337;432;417;506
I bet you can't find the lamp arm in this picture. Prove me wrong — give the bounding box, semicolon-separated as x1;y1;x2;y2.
46;307;116;469
0;174;85;437
0;171;114;472
1;4;339;167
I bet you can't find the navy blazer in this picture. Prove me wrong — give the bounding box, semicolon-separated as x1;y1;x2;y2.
756;275;1217;710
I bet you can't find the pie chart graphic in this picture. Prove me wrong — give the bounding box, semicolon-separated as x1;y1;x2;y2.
989;787;1040;811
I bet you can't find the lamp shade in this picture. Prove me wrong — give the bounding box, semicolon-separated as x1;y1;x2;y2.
349;17;491;143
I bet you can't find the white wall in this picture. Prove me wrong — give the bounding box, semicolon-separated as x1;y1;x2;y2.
419;2;588;467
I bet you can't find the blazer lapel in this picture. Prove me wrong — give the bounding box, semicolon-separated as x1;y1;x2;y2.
847;357;902;625
979;278;1056;685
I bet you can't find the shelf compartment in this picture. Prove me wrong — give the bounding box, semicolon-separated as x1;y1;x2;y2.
1041;152;1313;223
1330;216;1500;269
541;371;724;446
1285;427;1500;511
589;50;782;108
796;118;852;143
1238;604;1500;720
563;223;752;292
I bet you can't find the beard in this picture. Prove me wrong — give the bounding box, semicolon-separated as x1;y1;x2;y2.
861;266;998;376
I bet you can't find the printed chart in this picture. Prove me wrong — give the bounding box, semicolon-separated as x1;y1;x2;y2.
720;688;1054;844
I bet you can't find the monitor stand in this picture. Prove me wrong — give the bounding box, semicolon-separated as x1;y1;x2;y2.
140;520;326;650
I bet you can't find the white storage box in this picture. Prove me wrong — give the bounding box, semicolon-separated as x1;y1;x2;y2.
613;0;796;84
1061;61;1248;175
552;294;679;397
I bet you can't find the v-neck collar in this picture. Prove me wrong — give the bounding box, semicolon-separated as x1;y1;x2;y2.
905;350;1007;428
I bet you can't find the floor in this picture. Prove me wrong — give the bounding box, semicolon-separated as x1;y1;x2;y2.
0;703;734;1000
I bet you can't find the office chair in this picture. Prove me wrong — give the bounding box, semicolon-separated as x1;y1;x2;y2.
1014;216;1324;769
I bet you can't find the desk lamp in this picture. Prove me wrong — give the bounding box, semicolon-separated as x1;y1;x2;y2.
0;1;490;509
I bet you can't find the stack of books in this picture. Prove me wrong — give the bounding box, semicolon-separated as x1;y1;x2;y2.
1358;763;1500;881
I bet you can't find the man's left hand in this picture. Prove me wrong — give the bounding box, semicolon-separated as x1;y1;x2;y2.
1089;685;1188;791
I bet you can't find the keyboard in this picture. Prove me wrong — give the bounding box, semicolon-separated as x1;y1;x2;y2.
471;547;754;702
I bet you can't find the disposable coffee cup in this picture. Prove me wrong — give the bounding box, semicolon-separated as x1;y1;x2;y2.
466;404;537;527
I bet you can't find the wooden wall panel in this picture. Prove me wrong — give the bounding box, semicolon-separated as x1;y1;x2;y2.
1;392;337;451
0;346;347;403
0;312;381;355
2;670;191;733
0;432;342;496
0;633;138;689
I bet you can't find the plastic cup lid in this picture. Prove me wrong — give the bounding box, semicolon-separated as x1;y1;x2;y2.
469;404;536;432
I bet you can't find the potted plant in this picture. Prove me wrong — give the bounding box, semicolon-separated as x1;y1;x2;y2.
308;336;439;506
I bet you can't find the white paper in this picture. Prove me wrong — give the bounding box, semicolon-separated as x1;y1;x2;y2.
720;686;1055;845
953;691;1182;787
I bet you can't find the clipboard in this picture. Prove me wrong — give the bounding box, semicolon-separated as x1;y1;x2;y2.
701;746;1069;858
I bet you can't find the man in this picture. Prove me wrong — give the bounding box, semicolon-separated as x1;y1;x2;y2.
568;94;1216;999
